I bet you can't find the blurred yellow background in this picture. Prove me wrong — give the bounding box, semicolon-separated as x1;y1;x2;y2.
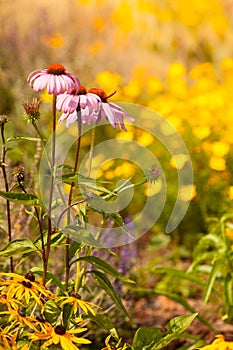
1;0;233;225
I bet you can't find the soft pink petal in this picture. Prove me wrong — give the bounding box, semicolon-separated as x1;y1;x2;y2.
58;113;69;124
27;69;47;85
108;103;135;121
47;75;56;94
57;75;67;93
65;111;78;127
56;94;68;110
66;73;80;90
102;103;115;126
33;75;50;92
68;96;79;112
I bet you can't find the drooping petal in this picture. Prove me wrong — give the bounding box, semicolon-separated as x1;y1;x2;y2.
58;113;69;124
102;103;115;127
65;112;79;127
109;103;135;122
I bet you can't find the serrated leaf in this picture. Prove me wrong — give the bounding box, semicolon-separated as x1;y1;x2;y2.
0;190;40;205
89;270;130;318
71;256;135;284
0;239;37;257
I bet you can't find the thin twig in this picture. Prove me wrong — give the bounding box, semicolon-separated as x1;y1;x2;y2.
0;116;13;272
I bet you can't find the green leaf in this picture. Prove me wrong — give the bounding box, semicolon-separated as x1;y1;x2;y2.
204;260;225;303
7;136;43;142
225;272;233;306
84;313;115;332
133;314;197;350
89;270;130;318
72;256;135;284
152;267;205;286
62;303;73;329
30;267;65;291
62;225;103;247
133;327;163;350
43;299;60;325
220;212;233;223
132;287;214;331
0;239;37;257
56;172;113;194
0;190;40;205
69;241;82;261
166;313;197;334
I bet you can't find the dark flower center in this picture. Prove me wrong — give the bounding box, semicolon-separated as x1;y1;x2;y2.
24;272;35;282
70;85;87;96
55;325;66;335
18;309;26;317
47;63;66;75
78;86;87;95
88;88;108;102
224;334;233;342
71;293;81;299
36;315;46;323
22;280;32;288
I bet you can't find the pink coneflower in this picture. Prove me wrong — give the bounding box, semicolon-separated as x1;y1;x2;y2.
87;88;135;131
27;63;80;95
57;86;100;127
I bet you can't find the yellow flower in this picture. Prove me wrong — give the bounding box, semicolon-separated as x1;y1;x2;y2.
0;292;21;311
228;186;233;200
0;326;17;349
0;272;54;306
28;324;91;350
101;335;128;350
209;156;226;171
211;141;229;157
56;293;99;316
96;71;122;92
198;334;233;349
0;308;40;332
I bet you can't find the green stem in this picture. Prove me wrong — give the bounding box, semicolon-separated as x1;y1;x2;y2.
73;123;97;293
0;117;13;272
43;94;57;286
18;177;46;275
87;125;96;177
65;111;82;290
